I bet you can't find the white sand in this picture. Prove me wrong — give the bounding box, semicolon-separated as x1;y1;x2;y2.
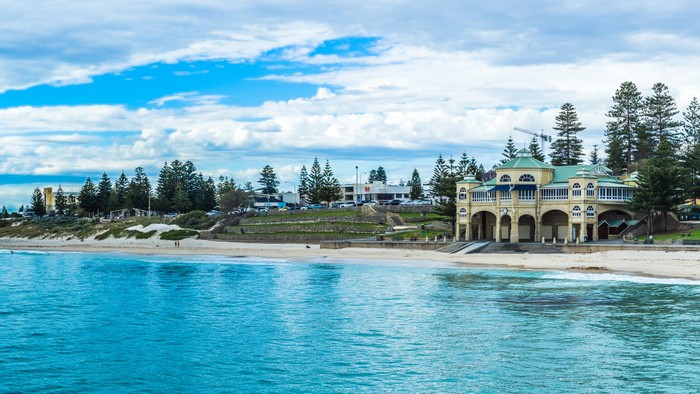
1;235;699;280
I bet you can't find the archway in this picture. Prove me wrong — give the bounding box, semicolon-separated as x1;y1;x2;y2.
500;215;512;242
541;210;569;242
517;214;536;242
470;211;497;240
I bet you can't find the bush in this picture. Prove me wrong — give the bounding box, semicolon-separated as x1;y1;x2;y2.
172;211;216;230
160;229;199;240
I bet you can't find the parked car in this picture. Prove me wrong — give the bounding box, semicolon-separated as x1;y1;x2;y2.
308;204;325;209
385;199;403;205
206;210;222;217
416;199;433;205
338;202;356;208
363;200;378;206
163;212;178;219
399;200;415;205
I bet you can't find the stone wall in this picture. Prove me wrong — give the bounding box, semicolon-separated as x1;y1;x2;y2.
320;240;449;250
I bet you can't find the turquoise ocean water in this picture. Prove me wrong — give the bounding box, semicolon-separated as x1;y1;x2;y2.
1;250;700;392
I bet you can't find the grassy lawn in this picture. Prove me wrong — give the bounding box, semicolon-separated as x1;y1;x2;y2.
386;229;452;241
242;210;361;223
636;227;700;242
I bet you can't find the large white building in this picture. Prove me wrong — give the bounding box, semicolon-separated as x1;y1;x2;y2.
455;149;638;242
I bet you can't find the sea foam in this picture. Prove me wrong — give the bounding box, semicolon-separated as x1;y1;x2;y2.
544;271;700;286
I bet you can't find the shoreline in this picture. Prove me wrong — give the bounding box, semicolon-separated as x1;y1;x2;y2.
1;236;699;280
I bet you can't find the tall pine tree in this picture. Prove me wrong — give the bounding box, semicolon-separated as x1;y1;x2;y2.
682;97;700;150
630;140;688;234
298;165;309;200
528;136;546;162
682;97;700;203
114;171;129;209
54;185;67;215
589;144;602;165
428;154;458;224
604;81;644;172
97;172;112;215
500;136;517;164
408;169;423;200
643;82;681;152
78;177;99;216
320;160;342;203
30;188;47;217
306;158;323;204
128;167;151;210
258;164;279;194
549;102;585;165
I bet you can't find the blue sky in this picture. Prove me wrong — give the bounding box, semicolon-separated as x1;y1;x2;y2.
2;1;700;210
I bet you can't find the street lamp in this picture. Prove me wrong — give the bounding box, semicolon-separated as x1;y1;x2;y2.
355;166;359;203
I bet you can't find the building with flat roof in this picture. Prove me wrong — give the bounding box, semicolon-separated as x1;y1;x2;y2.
455;149;638;242
342;182;411;203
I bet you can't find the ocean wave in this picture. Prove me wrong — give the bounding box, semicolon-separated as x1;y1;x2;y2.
544;272;700;286
0;249;53;255
137;254;291;265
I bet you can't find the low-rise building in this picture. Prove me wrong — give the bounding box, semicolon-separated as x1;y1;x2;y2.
455;149;638;242
342;182;411;203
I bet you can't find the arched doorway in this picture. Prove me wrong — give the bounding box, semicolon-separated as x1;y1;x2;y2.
518;214;536;242
457;208;468;240
470;211;497;240
541;210;569;241
500;215;512;242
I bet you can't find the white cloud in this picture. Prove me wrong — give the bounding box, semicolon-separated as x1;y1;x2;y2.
3;0;700;207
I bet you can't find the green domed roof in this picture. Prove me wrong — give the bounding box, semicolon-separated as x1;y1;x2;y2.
497;148;555;170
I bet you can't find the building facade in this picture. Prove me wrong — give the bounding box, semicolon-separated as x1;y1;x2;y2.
455;149;637;243
342;182;411;203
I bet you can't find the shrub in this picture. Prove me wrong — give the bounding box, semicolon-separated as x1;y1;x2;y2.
172;211;216;230
160;229;199;240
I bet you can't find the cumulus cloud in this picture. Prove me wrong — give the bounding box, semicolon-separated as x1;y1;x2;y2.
3;0;700;208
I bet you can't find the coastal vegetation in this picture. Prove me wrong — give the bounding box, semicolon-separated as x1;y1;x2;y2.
0;206;451;244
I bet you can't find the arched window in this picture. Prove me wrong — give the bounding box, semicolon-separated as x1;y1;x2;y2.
459;187;467;200
586;206;595;217
459;208;467;218
572;205;581;217
519;174;535;182
572;182;581;197
586;183;595;197
499;174;511;183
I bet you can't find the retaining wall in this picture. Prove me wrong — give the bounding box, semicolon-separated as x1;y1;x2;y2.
321;240;449;250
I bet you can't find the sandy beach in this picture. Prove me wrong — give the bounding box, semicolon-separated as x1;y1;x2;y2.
2;233;699;280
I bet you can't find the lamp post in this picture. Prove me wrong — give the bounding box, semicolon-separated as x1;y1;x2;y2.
355;166;359;203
